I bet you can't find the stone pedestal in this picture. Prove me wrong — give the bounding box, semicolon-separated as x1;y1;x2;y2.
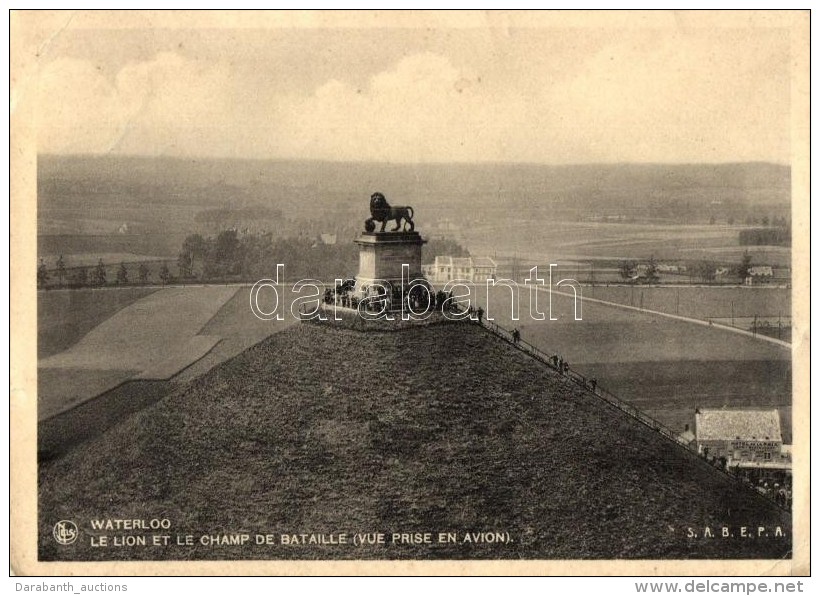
354;232;427;308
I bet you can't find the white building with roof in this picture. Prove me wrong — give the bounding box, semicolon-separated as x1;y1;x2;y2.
745;266;774;285
749;266;774;277
423;255;498;283
694;409;790;479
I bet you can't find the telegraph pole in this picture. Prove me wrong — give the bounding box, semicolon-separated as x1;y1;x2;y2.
590;262;595;297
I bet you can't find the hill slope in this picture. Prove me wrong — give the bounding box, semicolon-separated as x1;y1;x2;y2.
39;322;790;560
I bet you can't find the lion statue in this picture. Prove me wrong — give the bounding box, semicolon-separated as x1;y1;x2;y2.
365;192;414;232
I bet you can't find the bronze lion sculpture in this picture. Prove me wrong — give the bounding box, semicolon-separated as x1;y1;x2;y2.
365;192;414;232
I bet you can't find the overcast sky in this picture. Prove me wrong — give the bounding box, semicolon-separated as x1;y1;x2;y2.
28;15;792;164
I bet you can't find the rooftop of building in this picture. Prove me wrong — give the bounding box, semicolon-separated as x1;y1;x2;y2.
695;408;782;443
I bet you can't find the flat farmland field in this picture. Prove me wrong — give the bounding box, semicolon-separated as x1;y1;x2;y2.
477;289;789;363
583;285;790;320
38;286;239;419
37;284;308;420
473;286;791;443
678;245;791;267
38;284;305;452
576;360;792;444
38;287;158;357
457;220;790;265
40;286;238;371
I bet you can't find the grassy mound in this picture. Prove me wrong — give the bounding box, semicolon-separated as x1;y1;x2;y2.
39;323;790;560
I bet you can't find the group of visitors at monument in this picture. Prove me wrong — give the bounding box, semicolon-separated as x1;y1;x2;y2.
321;281;470;315
323;287;360;309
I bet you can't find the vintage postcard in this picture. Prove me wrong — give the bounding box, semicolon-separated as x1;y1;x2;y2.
9;10;810;575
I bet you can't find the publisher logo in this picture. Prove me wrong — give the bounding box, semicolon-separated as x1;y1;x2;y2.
53;520;78;545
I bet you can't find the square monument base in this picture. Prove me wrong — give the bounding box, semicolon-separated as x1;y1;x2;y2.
354;231;427;284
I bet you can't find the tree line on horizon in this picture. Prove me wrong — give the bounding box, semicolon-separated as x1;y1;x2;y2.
36;231;470;289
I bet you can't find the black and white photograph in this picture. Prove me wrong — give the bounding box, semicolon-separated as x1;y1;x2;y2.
9;10;809;575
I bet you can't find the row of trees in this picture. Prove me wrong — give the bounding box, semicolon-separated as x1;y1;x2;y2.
37;257;171;289
37;231;472;289
176;230;360;282
176;230;470;283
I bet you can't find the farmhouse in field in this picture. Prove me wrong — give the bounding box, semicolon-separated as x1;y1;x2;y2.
745;266;774;285
656;263;688;274
694;408;791;485
423;255;498;283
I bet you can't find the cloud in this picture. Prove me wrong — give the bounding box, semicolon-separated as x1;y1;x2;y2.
539;33;790;163
33;38;790;164
34;50;533;162
36;52;243;156
36;57;130;154
280;52;528;162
